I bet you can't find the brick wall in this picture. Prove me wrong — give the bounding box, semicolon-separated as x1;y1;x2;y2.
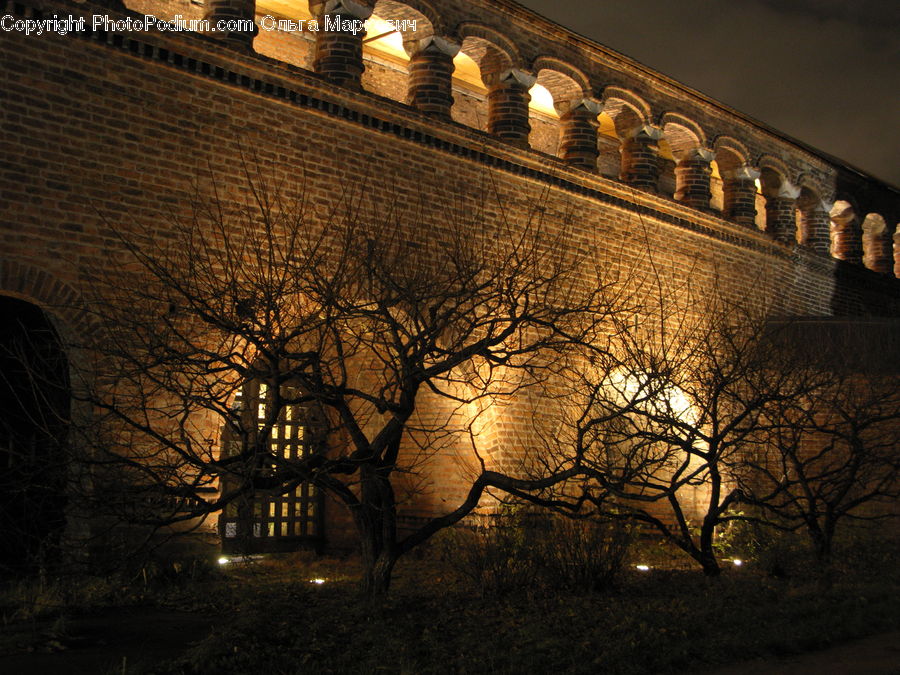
1;0;899;549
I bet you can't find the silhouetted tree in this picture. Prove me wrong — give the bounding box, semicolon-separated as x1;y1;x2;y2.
66;165;628;595
517;292;826;576
745;363;900;561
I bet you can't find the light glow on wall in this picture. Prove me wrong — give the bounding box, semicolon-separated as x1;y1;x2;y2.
254;3;409;63
452;51;485;91
256;0;313;21
451;53;559;118
363;15;408;62
606;368;695;424
528;83;557;117
597;113;617;139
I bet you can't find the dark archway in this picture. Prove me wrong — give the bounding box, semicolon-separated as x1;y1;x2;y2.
0;296;70;576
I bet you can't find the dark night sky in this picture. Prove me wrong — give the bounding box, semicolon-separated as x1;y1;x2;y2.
516;0;900;189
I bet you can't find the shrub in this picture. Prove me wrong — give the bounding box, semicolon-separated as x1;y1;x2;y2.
539;516;632;591
711;516;811;577
438;515;536;596
438;507;631;595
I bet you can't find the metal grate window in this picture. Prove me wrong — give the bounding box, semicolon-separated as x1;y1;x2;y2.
219;381;324;552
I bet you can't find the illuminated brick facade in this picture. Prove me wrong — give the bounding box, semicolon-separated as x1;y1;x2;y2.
2;0;898;551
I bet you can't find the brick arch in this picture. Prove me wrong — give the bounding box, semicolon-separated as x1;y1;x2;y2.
454;22;522;73
372;1;436;46
528;62;595;165
600;87;650;138
795;183;822;208
659;116;711;206
525;66;580;155
600;86;650;118
797;176;837;254
530;56;591;100
756;155;792;191
794;181;822;213
710;138;750;217
373;0;441;32
793;184;830;252
794;173;830;203
454;24;532;145
712;136;750;169
756;158;801;244
659;112;707;152
713;146;744;181
757;164;789;203
533;70;582;113
0;259;90;346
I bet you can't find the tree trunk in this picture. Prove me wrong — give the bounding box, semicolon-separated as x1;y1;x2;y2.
361;551;398;596
677;538;721;576
698;513;721;576
353;464;401;596
807;520;832;562
356;515;400;596
814;520;835;562
698;549;721;576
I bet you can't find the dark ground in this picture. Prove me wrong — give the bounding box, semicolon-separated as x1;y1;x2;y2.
1;606;898;674
2;540;899;674
0;607;214;674
704;630;900;674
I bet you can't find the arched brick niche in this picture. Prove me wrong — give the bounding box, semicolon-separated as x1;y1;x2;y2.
713;139;756;228
0;260;90;347
660;114;711;210
758;160;800;245
17;0;900;278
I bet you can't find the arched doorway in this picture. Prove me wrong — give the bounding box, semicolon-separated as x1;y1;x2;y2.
0;296;70;576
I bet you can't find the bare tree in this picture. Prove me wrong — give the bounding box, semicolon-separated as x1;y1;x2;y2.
520;291;826;576
745;355;900;561
65;165;628;594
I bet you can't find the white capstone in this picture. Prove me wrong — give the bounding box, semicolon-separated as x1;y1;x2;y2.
777;182;802;200
679;147;716;164
413;36;461;58
722;165;761;182
557;97;604;117
498;68;538;89
630;124;663;141
321;0;373;20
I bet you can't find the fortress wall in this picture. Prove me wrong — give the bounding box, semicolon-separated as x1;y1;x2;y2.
1;0;898;545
